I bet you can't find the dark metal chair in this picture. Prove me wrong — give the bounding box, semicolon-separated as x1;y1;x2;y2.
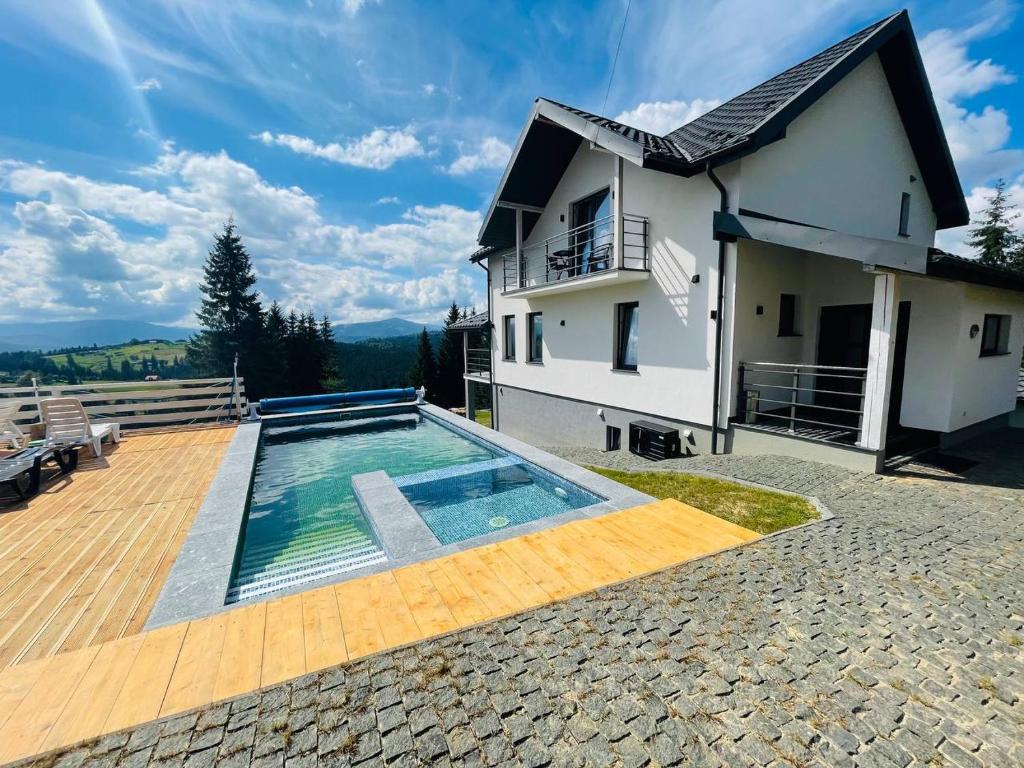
546;248;575;282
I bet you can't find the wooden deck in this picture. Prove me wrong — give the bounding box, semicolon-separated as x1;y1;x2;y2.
0;429;234;669
0;426;761;765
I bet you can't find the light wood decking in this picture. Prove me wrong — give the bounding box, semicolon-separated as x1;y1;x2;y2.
0;427;760;765
0;429;233;669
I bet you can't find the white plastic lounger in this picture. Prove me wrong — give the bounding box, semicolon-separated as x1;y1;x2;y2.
0;402;26;449
40;397;121;457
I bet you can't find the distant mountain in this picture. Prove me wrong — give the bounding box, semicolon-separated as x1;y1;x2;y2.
333;317;441;342
0;320;196;352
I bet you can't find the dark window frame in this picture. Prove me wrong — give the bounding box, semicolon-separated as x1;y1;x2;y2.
778;293;801;337
614;301;639;372
502;315;516;361
898;192;911;237
527;312;543;364
979;313;1011;357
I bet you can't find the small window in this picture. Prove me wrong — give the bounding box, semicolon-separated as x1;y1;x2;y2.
778;294;800;337
527;312;543;363
606;425;621;451
502;315;516;361
615;302;639;371
898;192;911;237
979;314;1011;356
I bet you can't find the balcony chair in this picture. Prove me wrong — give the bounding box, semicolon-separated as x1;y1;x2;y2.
39;397;121;458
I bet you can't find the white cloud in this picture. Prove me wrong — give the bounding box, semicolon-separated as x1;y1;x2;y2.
614;98;721;135
446;137;512;176
342;0;380;17
422;83;436;96
375;196;401;205
254;128;424;170
935;174;1024;256
0;148;483;324
135;77;162;92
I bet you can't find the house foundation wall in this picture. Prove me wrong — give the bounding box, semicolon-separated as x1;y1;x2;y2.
727;425;882;472
495;383;712;454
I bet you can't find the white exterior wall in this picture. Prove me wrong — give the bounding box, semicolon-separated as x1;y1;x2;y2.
739;53;937;249
489;143;732;427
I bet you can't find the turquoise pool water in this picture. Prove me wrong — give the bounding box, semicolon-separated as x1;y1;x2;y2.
227;411;603;603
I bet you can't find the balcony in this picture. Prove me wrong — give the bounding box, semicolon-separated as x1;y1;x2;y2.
501;213;649;297
465;347;491;382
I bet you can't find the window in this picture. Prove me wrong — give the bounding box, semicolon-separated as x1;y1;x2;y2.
571;188;613;275
615;302;639;371
527;312;543;363
778;293;800;337
979;313;1011;356
502;315;516;361
898;192;911;237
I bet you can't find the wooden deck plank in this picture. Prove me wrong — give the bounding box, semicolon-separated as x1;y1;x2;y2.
336;578;388;659
391;564;461;637
494;537;577;600
160;612;229;717
261;595;306;687
0;656;52;734
103;622;188;733
213;603;266;702
423;558;495;627
446;549;524;618
302;587;348;673
363;572;423;649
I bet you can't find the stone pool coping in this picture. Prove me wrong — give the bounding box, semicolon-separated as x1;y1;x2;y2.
146;403;653;628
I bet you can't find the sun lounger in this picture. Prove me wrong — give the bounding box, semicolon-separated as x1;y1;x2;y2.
0;445;79;500
39;397;121;457
0;402;26;450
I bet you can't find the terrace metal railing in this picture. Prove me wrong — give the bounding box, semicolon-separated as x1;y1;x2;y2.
735;361;867;444
0;377;246;432
502;213;649;291
465;348;491;380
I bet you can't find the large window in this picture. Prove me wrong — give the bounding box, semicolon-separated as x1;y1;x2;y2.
778;293;800;337
980;313;1011;356
615;302;639;371
571;188;612;275
898;192;911;237
527;312;543;363
502;315;516;361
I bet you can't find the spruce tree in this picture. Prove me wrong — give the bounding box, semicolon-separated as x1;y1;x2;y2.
436;302;464;407
319;315;342;392
408;328;437;397
261;301;289;397
187;221;266;389
967;179;1022;269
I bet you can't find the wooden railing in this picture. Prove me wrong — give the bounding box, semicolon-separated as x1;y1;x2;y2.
0;377;246;431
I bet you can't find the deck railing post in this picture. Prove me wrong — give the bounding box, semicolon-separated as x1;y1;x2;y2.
788;367;799;433
736;364;747;424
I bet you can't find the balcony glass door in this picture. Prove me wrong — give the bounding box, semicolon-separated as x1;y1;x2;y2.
571;189;612;276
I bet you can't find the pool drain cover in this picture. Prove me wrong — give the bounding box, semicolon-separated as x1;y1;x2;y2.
489;516;510;529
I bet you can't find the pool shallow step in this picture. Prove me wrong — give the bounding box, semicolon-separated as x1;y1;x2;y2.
228;548;387;606
392;455;524;488
234;539;381;580
238;525;369;560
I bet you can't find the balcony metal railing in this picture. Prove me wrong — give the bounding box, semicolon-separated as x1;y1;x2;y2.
465;348;491;379
502;213;649;291
735;362;867;444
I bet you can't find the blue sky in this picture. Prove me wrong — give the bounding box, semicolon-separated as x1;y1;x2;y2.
0;0;1021;326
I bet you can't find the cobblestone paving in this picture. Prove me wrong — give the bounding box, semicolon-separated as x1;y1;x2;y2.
15;432;1023;768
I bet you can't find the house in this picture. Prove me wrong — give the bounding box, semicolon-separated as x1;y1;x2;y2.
465;10;1024;472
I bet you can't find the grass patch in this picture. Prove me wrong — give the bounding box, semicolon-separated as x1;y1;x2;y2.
587;467;818;534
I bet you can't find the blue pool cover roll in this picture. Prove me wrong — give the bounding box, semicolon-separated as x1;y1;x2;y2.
259;387;417;414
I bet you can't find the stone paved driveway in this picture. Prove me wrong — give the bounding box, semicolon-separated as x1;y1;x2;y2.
15;431;1023;768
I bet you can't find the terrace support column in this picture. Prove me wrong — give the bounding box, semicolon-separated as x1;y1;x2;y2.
515;208;524;288
858;271;900;452
462;332;475;421
613;155;624;268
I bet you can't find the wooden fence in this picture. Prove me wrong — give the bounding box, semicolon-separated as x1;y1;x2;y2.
0;378;246;431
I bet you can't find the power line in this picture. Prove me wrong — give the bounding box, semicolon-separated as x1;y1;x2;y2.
601;0;632;116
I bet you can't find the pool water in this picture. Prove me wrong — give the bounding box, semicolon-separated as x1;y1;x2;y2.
228;411;603;603
228;413;496;602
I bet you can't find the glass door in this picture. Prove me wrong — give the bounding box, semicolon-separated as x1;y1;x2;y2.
571;189;612;275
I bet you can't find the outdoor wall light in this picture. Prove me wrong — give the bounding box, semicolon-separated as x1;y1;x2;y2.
969;324;980;338
560;319;565;326
691;274;700;284
756;305;764;315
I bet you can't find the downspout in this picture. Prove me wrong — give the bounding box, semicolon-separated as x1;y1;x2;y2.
706;162;728;455
475;257;496;431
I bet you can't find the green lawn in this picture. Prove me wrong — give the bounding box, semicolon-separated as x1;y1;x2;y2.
47;341;187;374
588;467;818;535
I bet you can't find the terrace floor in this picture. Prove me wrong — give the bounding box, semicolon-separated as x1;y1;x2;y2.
0;427;761;765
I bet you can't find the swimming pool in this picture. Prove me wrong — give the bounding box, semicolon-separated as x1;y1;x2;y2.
227;410;602;602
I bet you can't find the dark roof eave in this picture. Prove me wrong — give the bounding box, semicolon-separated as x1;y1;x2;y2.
926;249;1024;292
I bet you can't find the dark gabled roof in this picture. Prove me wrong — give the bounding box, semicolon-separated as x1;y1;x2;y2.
550;10;967;227
926;249;1024;293
449;311;490;331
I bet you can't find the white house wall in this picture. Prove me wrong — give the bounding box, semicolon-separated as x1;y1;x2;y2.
738;53;937;249
489;143;734;429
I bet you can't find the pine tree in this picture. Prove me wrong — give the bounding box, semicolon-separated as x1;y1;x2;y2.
260;301;289;397
408;328;437;396
967;179;1022;269
187;221;266;391
319;315;343;392
120;359;133;379
436;302;464;407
